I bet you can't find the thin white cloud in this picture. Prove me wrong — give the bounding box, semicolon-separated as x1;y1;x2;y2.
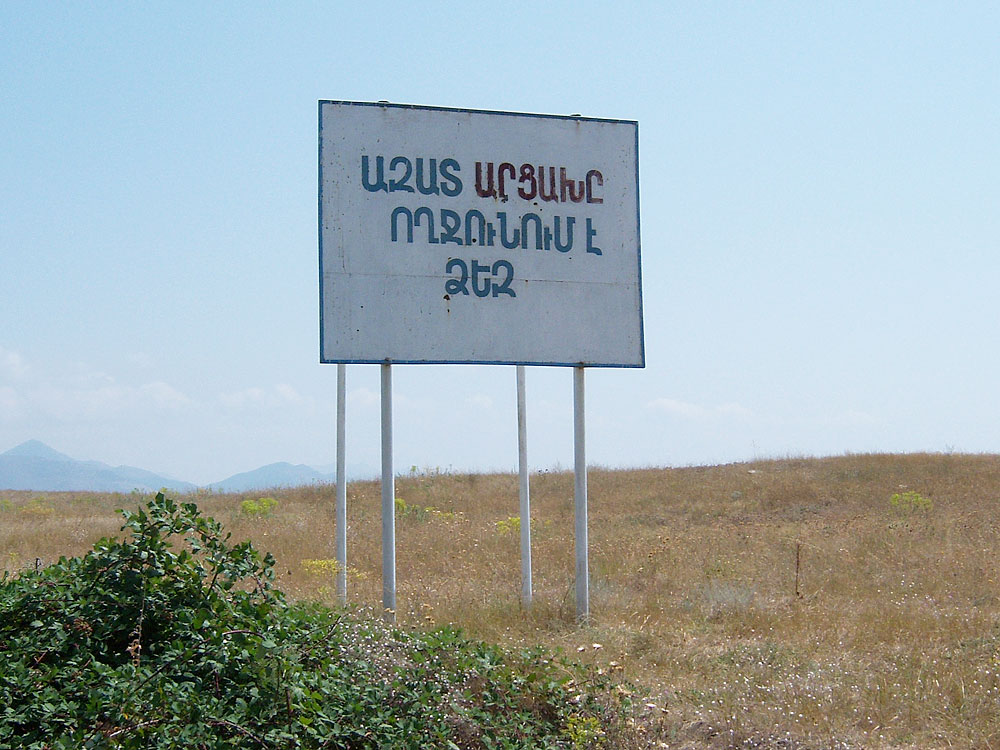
219;384;306;409
34;384;122;418
0;385;21;415
0;346;29;381
274;383;303;404
32;379;195;419
0;350;193;419
139;381;193;409
646;398;753;420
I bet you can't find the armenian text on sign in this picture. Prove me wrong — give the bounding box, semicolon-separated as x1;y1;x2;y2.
319;102;642;367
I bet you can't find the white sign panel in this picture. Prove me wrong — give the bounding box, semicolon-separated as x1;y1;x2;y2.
319;101;643;367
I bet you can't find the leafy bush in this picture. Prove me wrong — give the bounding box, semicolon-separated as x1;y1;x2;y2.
299;558;367;582
890;490;933;513
394;497;459;521
495;516;521;536
240;496;278;517
0;494;634;748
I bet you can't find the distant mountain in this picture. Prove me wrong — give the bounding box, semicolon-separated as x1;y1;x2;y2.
0;440;378;493
2;439;74;462
206;462;333;493
0;440;196;493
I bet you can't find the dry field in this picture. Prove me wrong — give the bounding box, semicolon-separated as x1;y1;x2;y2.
3;452;1000;748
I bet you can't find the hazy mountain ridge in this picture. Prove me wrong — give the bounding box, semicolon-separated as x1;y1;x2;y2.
205;462;333;493
0;441;374;492
0;441;196;493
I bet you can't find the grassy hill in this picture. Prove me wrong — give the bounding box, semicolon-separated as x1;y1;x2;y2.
3;453;1000;748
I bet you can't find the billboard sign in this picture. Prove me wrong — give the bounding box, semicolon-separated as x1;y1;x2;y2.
319;101;643;367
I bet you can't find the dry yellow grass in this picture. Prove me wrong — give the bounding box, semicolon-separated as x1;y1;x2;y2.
4;453;1000;748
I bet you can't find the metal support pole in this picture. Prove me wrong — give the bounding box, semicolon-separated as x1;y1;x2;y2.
573;366;589;622
380;363;396;620
335;364;347;605
516;365;532;607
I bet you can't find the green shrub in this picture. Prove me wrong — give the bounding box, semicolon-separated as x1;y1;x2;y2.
394;497;459;521
0;494;635;748
495;516;544;537
240;496;278;517
495;515;520;536
299;558;367;582
890;490;933;513
565;714;606;748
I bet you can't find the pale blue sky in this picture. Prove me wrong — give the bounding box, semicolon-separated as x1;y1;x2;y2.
2;2;998;484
